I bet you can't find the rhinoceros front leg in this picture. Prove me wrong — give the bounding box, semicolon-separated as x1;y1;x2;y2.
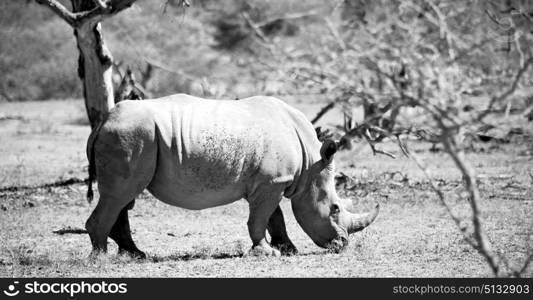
267;205;297;255
245;184;286;257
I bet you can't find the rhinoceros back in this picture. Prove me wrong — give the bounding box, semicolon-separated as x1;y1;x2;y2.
108;94;320;209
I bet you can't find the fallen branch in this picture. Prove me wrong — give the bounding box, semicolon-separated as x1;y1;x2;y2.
0;115;27;122
53;226;88;235
0;177;87;193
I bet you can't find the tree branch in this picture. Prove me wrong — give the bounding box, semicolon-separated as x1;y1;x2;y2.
516;252;533;277
322;16;346;51
37;0;138;28
410;152;477;245
311;101;335;124
76;0;138;25
93;0;109;9
363;132;396;158
477;57;533;122
254;10;320;27
439;129;500;276
144;58;197;82
241;11;278;57
35;0;76;26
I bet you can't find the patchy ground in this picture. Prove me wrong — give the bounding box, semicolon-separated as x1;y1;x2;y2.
0;99;532;277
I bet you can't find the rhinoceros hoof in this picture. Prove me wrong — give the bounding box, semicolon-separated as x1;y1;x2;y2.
271;242;298;256
118;248;147;260
245;245;281;257
88;249;107;261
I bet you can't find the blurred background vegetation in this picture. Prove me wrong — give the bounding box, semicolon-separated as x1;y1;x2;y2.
0;0;324;101
1;0;529;105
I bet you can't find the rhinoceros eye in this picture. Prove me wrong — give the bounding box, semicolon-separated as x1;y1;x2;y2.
330;203;340;215
320;139;337;162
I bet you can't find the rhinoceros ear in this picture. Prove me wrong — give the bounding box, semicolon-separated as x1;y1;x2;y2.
320;139;337;162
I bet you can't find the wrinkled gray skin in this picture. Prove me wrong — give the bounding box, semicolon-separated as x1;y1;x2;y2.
85;94;379;258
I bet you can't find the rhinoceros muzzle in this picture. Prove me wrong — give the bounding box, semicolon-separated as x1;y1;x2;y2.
326;203;380;252
327;220;349;253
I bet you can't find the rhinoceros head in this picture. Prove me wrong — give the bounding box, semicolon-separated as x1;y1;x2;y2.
290;139;379;252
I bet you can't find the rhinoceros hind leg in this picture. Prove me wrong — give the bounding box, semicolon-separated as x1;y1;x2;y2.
86;131;156;258
109;201;146;259
267;205;298;255
85;195;127;257
85;171;153;258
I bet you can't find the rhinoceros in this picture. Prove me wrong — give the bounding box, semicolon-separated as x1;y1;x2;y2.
85;94;379;258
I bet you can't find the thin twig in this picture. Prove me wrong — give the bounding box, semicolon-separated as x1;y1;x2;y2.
410;152;477;246
93;0;108;9
144;58;197;82
477;57;533;122
242;12;278;56
439;128;500;276
323;16;346;51
311;101;335;124
363;133;396;158
53;227;88;235
255;10;320;27
516;252;533;277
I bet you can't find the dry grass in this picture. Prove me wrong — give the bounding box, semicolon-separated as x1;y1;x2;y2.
0;100;532;277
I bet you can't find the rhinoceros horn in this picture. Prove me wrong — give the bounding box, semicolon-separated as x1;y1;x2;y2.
346;203;380;234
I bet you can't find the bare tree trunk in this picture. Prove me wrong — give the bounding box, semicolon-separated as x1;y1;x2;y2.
37;0;139;129
71;0;114;129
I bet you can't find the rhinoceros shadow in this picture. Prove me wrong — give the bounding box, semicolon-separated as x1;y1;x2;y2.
150;250;327;262
150;252;243;262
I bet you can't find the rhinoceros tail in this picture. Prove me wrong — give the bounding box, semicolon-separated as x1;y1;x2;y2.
86;122;103;203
